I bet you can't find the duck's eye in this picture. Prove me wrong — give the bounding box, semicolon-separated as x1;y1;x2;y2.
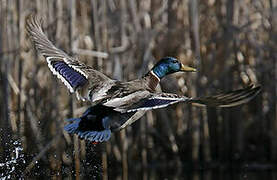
172;60;178;64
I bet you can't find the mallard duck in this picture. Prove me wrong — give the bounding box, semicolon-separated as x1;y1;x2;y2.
26;15;261;143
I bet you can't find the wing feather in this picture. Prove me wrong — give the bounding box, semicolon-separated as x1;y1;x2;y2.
125;93;190;112
26;15;113;99
124;85;261;112
190;85;261;107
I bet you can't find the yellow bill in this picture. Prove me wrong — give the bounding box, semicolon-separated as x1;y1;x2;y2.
181;64;196;72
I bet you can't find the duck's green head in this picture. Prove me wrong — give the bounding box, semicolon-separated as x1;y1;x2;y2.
152;57;196;79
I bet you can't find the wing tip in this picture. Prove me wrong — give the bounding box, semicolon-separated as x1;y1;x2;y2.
26;13;43;34
191;84;262;108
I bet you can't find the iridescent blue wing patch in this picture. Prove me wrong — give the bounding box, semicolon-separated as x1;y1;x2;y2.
139;98;177;108
51;61;87;91
126;93;190;112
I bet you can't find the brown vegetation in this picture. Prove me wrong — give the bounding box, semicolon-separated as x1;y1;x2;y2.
0;0;276;179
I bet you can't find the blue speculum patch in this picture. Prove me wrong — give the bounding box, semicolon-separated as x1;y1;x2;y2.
140;98;176;108
52;61;87;89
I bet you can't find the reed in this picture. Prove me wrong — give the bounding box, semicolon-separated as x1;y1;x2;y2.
0;0;275;179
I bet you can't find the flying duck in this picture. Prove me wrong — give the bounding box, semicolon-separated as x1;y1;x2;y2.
26;15;261;143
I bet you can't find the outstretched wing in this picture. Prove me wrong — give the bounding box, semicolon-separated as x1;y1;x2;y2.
124;85;261;112
191;85;261;107
26;15;112;98
124;93;191;112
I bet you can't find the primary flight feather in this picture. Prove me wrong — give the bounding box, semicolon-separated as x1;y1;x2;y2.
26;15;261;143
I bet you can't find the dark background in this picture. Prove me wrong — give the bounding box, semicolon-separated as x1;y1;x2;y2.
0;0;276;179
